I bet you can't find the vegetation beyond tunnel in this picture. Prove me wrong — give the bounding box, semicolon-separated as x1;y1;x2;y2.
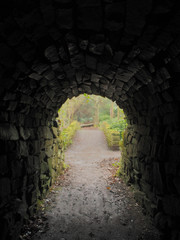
57;94;127;150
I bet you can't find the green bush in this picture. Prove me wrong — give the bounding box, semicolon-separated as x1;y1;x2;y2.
60;121;80;150
100;122;120;150
108;119;127;139
99;114;111;122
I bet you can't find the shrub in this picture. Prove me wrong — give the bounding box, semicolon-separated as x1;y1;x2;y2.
100;122;120;150
60;121;80;150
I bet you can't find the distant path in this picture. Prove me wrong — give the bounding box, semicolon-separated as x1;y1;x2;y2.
32;129;160;240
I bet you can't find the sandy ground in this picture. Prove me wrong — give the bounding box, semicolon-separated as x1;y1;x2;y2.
30;129;160;240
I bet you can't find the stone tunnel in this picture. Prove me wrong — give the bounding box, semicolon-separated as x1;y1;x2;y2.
0;0;180;239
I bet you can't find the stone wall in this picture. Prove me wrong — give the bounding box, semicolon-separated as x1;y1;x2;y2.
121;86;180;237
0;0;180;239
0;114;64;240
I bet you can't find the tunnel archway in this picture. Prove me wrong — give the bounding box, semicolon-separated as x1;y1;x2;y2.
0;1;180;239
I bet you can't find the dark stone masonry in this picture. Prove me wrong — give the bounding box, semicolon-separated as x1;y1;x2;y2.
0;0;180;239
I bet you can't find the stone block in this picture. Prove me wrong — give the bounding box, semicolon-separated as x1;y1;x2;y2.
43;70;55;81
29;72;42;81
52;127;58;137
7;101;17;111
18;141;28;157
105;85;115;98
142;164;153;183
104;69;116;80
40;161;49;174
32;62;49;75
91;74;101;83
76;70;84;84
0;123;19;140
115;68;133;82
11;159;24;178
135;69;151;85
91;84;99;95
159;67;171;80
21;94;34;105
27;156;35;174
0;112;8;122
140;179;153;201
72;87;79;96
100;83;108;91
63;64;75;79
38;126;53;139
71;53;85;68
144;197;157;217
44;45;59;62
27;189;38;206
97;62;109;75
81;84;92;94
46;90;55;100
45;145;54;158
88;42;105;55
132;157;140;171
28;140;40;155
134;189;145;206
153;162;164;195
85;55;97;70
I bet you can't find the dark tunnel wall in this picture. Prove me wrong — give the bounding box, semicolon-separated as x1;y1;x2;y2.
0;0;180;239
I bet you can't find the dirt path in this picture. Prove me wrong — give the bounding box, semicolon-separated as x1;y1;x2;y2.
31;129;160;240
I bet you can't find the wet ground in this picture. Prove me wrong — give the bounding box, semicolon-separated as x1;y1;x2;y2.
30;129;160;240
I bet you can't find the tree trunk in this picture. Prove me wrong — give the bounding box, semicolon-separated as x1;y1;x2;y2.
94;98;99;126
117;107;120;120
110;102;114;119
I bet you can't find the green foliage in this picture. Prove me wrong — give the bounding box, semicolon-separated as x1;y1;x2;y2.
112;161;122;177
108;118;127;139
57;94;127;151
62;162;70;170
100;122;120;149
60;121;80;150
99;114;111;122
100;111;127;153
112;161;121;168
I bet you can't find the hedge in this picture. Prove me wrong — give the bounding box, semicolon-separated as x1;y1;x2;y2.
100;122;120;150
60;121;80;150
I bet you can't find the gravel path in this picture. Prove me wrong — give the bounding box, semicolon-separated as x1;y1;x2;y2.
32;129;160;240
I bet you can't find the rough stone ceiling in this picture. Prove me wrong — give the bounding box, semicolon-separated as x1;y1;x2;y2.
0;0;180;121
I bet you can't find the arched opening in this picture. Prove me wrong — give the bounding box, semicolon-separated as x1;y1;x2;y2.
0;1;180;239
57;94;126;145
